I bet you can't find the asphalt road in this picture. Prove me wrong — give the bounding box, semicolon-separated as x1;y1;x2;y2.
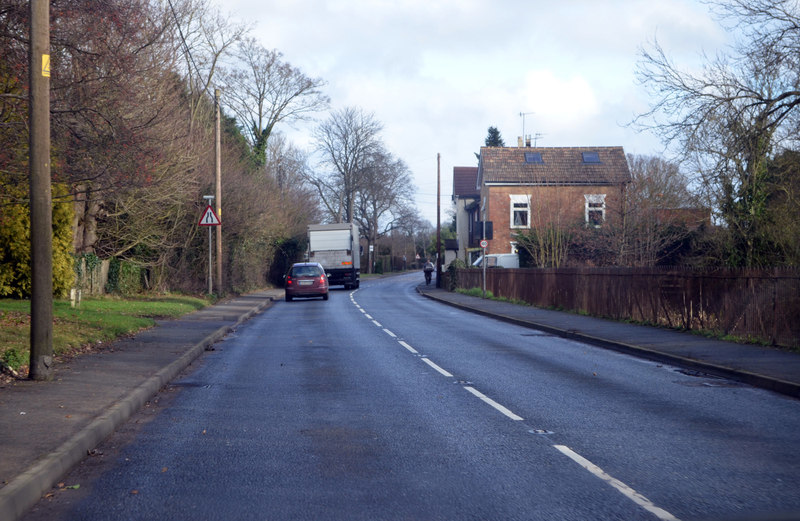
23;274;800;520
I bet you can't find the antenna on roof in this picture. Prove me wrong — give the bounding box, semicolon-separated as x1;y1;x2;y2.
519;112;534;145
533;133;546;147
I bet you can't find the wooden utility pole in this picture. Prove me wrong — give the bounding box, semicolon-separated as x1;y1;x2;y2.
436;153;442;288
29;0;53;380
214;89;222;293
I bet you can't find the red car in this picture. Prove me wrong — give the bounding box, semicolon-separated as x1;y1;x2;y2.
284;262;329;301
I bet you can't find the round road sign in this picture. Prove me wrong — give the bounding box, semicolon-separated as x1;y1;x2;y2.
480;239;488;249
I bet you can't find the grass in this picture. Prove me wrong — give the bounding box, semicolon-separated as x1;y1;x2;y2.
455;287;530;307
0;294;210;376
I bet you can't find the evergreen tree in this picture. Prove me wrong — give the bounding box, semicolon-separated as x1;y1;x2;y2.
485;126;505;147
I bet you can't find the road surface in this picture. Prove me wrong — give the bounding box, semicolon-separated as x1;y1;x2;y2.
24;273;800;520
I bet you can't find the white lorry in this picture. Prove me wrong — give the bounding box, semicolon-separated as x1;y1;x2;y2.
308;223;361;289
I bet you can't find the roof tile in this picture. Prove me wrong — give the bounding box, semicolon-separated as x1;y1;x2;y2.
479;146;631;185
452;166;479;197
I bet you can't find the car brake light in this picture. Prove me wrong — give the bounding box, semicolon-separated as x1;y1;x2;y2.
286;276;293;285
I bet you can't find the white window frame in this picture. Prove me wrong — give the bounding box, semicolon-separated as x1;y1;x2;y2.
509;194;531;229
584;194;606;227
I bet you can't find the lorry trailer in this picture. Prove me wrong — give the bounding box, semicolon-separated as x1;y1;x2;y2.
308;223;361;289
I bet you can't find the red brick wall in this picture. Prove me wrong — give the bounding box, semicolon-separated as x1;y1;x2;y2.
481;184;625;252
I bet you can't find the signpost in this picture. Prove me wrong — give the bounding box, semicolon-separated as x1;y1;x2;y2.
198;196;220;294
480;238;488;298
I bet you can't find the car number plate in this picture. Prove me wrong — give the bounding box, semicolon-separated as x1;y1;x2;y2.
299;280;313;286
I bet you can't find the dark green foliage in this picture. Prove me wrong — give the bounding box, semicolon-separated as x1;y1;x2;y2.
104;257;142;295
105;257;121;294
267;236;307;287
485;126;505;147
2;347;24;371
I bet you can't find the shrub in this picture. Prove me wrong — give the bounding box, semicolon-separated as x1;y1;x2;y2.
2;347;24;371
0;180;74;298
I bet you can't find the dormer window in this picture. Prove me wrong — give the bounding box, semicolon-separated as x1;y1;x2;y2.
582;151;601;163
524;152;543;164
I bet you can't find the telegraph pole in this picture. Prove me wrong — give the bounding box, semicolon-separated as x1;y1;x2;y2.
214;89;222;293
436;153;442;288
29;0;53;380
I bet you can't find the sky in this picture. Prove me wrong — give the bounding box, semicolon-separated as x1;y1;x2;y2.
218;0;730;224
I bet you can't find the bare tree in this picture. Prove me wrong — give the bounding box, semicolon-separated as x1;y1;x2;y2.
164;0;248;130
221;38;329;165
618;155;700;266
635;0;800;266
310;107;383;222
354;149;416;271
264;132;310;192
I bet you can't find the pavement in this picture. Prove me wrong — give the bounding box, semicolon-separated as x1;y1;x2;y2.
1;282;799;521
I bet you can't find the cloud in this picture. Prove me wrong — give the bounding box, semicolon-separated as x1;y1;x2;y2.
220;0;728;222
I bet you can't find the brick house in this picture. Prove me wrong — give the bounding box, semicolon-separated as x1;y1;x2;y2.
474;146;631;255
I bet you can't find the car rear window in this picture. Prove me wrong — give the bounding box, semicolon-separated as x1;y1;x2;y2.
292;266;322;277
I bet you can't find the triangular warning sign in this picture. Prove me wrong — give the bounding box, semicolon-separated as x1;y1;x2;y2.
198;205;221;226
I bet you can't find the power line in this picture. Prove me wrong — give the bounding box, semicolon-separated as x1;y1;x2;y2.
166;0;204;88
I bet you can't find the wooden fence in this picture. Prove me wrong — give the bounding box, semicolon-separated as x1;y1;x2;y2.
448;267;800;348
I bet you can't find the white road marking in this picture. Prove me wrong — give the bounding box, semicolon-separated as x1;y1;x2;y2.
372;320;382;328
553;445;681;521
463;386;523;421
421;358;453;377
398;341;418;354
365;314;373;319
383;329;397;338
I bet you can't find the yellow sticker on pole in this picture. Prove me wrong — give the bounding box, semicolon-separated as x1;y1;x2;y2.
42;54;50;77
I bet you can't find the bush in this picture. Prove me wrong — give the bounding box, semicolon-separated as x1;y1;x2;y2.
0;181;75;298
446;259;467;290
2;347;24;371
104;257;142;295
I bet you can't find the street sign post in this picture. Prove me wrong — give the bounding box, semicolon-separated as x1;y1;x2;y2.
198;205;221;226
199;197;219;294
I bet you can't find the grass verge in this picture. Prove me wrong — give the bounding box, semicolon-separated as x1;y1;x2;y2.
0;294;210;377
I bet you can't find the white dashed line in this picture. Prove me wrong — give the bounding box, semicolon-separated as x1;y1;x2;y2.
398;341;418;354
421;358;453;377
350;293;677;521
463;386;523;421
553;445;681;521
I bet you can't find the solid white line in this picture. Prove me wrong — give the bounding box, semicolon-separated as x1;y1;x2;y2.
463;386;523;421
372;320;382;328
398;341;418;354
553;445;681;521
421;358;453;377
383;329;397;338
